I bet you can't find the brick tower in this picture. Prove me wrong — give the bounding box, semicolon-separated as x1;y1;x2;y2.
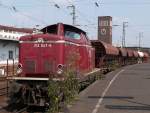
98;16;112;44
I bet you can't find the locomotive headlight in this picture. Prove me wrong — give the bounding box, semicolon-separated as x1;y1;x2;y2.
17;63;23;74
18;63;22;69
57;64;64;75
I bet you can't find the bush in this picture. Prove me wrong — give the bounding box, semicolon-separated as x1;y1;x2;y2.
47;70;79;113
48;49;80;113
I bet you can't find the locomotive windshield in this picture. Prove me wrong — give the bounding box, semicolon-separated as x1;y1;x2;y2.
64;30;81;39
64;24;86;39
41;23;87;38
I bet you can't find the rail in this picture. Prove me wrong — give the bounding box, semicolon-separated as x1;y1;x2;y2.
14;107;27;113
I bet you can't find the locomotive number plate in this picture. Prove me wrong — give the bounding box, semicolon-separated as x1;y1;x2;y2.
34;43;52;48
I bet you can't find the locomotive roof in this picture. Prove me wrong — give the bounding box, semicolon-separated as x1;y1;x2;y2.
41;23;86;35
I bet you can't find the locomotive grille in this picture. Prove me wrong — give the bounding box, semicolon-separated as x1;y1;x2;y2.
44;60;54;73
25;60;35;73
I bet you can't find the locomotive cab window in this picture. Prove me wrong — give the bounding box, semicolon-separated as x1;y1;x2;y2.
64;24;87;40
65;31;81;39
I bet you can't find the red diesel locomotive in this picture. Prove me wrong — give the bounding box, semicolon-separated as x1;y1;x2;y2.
17;23;94;78
9;23;96;107
8;23;149;108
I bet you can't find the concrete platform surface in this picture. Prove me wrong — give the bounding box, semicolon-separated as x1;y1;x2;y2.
69;63;150;113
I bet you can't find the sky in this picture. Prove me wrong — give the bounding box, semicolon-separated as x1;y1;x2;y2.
0;0;150;47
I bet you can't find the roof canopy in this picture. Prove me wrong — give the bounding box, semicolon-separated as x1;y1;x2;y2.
0;25;33;33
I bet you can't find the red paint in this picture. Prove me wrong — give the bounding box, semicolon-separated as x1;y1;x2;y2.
19;23;95;78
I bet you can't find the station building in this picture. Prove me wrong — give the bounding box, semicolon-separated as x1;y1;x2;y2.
0;25;33;66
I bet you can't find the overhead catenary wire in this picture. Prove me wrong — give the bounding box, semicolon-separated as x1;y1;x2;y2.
1;0;97;28
1;1;149;29
74;0;150;5
55;1;98;29
65;0;96;23
0;2;48;25
65;0;97;36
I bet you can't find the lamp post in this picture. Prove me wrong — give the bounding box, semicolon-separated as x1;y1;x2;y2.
122;22;128;47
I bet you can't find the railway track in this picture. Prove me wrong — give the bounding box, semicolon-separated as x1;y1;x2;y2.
13;107;27;113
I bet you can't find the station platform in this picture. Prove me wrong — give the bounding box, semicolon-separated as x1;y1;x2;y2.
69;63;150;113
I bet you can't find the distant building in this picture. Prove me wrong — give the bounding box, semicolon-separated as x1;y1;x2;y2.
0;25;33;66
